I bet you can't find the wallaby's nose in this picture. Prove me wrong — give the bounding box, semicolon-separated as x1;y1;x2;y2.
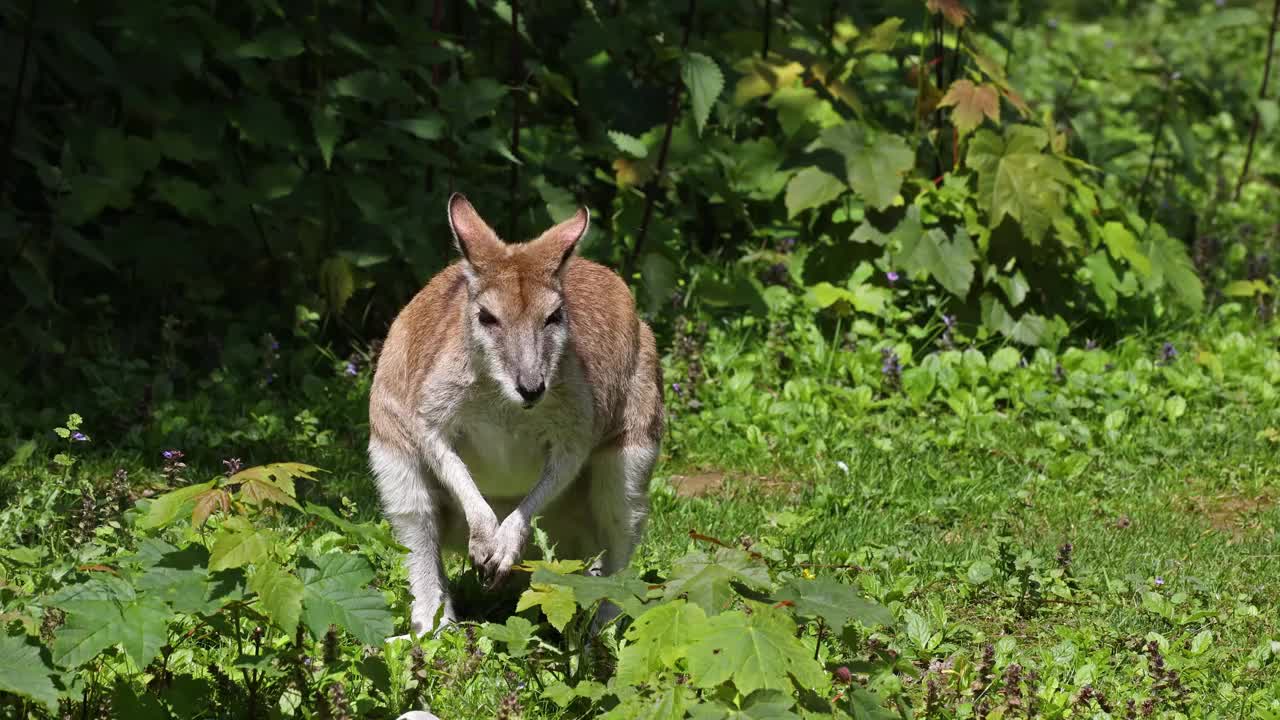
516;380;545;405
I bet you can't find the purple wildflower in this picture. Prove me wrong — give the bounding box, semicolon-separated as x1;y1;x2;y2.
162;450;177;460
344;362;359;377
942;314;956;328
1085;338;1099;350
71;432;89;442
1160;342;1178;364
672;382;682;395
886;271;900;286
881;347;902;389
1154;576;1165;586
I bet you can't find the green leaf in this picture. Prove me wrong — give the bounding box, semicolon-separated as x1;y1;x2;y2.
0;634;61;711
117;596;171;667
1084;251;1121;311
480;615;537;658
141;480;218;529
134;546;218;615
318;257;356;316
775;578;893;630
1101;222;1151;277
299;553;392;645
304;503;402;550
389;116;445;141
785;168;845;219
664;548;772;615
967;126;1071;243
52;606;126;669
616;599;709;683
988;348;1021;374
818;126;914;211
313;107;342;169
846;687;898;719
530;568;652;619
966;560;995;584
686;605;827;696
608;130;649;159
682;52;725;135
252;162;302;200
1223;279;1271;297
250;562;304;636
208;527;271;571
235;27;304;59
1145;229;1204;311
516;583;577;632
895;227;976;298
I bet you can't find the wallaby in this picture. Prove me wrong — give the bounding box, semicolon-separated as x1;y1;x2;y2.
368;193;663;636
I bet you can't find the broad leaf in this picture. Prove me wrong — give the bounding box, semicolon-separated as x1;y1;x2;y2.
299;553;392;645
608;130;649;159
134;546;218;615
0;634;60;711
312;107;342;169
682;52;725;135
967;126;1072;244
530;568;652;619
516;583;577;632
1145;229;1205;311
617;599;709;683
250;561;304;635
686;605;827;696
927;0;969;27
1100;222;1151;276
141;480;217;529
938;80;999;136
480;615;537;658
208;527;271;571
785;168;845;218
117;596;171;667
816;125;914;211
774;578;893;630
389;116;445;141
663;548;771;615
895;227;977;298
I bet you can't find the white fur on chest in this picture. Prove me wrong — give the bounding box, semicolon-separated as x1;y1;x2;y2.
449;371;593;500
454;419;549;499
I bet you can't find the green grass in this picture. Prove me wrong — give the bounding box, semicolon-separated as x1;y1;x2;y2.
3;310;1279;718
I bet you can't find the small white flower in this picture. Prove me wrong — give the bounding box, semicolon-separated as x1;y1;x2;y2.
835;461;849;474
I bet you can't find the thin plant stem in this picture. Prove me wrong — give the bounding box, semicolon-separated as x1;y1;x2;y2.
625;0;698;277
1234;0;1280;200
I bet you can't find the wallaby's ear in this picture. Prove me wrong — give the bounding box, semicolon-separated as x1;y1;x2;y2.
537;206;589;276
447;193;504;268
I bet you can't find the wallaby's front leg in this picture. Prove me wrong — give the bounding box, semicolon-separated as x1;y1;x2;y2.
369;440;455;636
420;432;502;577
479;448;588;587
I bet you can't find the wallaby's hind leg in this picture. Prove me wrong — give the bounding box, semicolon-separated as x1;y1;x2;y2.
585;442;659;631
370;440;456;638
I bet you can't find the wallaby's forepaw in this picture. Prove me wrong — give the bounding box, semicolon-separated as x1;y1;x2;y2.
476;516;528;589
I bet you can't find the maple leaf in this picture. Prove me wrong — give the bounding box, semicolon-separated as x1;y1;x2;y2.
927;0;970;27
938;79;1000;136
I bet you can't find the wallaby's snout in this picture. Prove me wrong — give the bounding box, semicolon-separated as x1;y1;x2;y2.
515;375;545;406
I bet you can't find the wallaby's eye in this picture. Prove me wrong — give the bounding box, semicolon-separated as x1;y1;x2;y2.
477;308;500;327
545;306;564;326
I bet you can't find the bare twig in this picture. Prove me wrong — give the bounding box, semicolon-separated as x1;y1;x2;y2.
1234;0;1280;200
624;0;697;278
508;0;522;239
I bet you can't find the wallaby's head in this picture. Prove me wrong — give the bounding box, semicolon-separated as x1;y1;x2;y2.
446;193;589;409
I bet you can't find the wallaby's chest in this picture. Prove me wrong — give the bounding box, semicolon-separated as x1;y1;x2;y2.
455;420;549;499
